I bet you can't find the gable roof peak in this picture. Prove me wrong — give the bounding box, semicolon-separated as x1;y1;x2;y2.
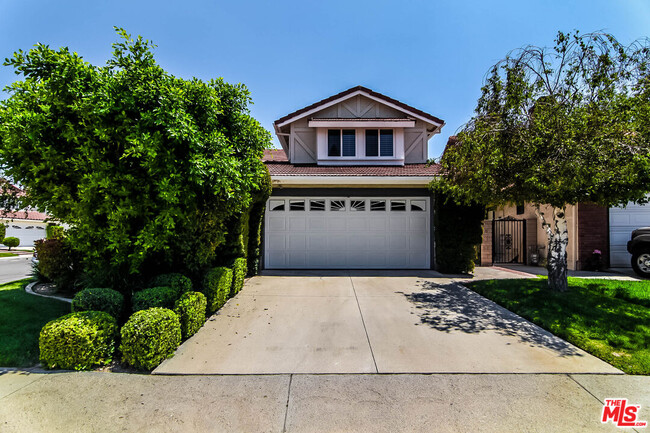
274;86;444;128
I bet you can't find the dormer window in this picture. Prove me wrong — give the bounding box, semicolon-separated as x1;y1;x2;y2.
365;129;393;157
327;129;356;157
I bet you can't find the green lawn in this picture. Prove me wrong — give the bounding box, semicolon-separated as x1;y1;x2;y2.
466;277;650;375
0;252;18;258
0;279;70;367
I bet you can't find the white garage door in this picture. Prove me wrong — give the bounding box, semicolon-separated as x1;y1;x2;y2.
5;223;46;247
609;201;650;267
264;197;430;269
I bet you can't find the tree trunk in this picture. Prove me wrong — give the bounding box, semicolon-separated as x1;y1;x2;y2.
534;205;569;292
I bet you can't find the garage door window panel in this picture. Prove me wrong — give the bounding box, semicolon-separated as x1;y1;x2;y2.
370;200;386;211
350;200;366;211
330;199;346;211
289;200;305;211
269;200;285;211
309;199;325;211
411;200;426;211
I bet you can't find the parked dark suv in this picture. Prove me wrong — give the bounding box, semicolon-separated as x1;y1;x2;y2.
627;227;650;278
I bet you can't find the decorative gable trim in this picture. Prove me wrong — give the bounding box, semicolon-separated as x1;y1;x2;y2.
274;86;444;128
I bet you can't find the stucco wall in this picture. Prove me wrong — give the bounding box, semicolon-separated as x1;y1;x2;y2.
489;203;579;270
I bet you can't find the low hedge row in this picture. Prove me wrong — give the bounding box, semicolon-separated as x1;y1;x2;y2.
202;267;233;314
132;286;177;312
175;291;207;339
120;308;181;371
231;258;247;297
39;265;250;371
72;288;124;319
149;273;192;298
39;311;118;370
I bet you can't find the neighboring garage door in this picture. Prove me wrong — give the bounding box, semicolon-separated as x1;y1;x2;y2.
5;223;46;247
264;197;430;269
610;201;650;267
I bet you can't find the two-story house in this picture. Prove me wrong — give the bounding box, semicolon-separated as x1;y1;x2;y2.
262;86;444;269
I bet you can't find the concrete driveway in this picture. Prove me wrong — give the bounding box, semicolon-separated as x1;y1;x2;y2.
155;270;620;375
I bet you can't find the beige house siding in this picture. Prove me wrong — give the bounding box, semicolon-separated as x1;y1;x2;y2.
290;120;317;164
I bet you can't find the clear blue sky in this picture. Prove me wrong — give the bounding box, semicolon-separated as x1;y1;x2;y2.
1;1;648;158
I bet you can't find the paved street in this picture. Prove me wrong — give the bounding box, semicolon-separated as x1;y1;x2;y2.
0;255;32;284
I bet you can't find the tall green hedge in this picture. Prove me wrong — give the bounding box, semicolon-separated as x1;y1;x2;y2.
434;193;484;274
0;30;271;290
247;164;272;275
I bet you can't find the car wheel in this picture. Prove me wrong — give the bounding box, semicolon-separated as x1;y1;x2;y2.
631;248;650;278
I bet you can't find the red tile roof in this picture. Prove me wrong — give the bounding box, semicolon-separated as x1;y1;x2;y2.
263;149;289;162
266;163;441;177
263;149;441;176
274;86;444;126
0;210;48;221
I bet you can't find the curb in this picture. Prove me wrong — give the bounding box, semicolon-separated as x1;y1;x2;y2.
24;281;72;304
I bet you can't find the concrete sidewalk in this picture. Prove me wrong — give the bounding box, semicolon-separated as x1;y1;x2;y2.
1;370;648;432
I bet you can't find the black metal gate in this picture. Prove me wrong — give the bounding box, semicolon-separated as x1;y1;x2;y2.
492;218;526;264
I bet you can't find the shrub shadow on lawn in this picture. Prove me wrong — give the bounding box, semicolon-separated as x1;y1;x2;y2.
402;281;582;357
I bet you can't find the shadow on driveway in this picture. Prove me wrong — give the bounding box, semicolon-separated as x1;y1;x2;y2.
402;281;582;357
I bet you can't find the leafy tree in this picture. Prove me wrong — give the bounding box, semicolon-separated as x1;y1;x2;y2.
436;32;650;291
0;28;271;289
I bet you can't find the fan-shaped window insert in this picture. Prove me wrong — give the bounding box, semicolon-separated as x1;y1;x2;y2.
350;200;366;211
330;200;346;211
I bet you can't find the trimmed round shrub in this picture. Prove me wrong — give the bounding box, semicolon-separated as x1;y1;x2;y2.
39;311;118;370
230;258;247;297
132;286;176;312
120;308;181;370
174;291;207;339
202;267;232;314
149;273;192;297
3;236;19;250
72;288;124;319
